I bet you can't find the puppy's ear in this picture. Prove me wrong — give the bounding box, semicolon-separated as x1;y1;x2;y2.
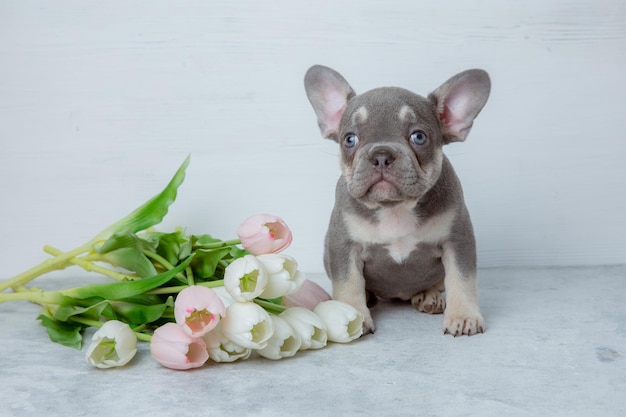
429;69;491;143
304;65;356;141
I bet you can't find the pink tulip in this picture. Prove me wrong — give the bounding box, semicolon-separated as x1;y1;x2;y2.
150;323;209;370
237;214;293;255
174;286;225;337
282;279;332;310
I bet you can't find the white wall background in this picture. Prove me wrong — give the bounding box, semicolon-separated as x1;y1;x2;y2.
1;0;625;277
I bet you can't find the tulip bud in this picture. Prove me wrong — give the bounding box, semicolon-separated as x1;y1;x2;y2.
220;302;275;350
174;286;225;337
257;254;305;299
224;255;269;302
314;300;364;343
257;315;302;360
283;279;332;310
280;307;327;350
85;320;137;369
237;214;293;255
203;323;252;363
150;323;209;370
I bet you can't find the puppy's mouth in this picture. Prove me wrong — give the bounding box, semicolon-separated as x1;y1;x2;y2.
362;175;406;203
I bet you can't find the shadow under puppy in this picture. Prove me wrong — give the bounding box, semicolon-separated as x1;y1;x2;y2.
304;65;490;336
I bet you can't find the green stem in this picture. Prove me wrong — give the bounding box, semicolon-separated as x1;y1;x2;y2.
0;241;95;293
186;266;195;286
44;246;137;282
0;287;70;305
146;279;224;295
135;332;152;342
68;316;103;328
142;250;187;282
69;316;152;342
196;238;241;249
254;298;287;314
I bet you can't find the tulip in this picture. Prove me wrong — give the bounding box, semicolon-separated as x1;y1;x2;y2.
203;323;252;363
85;320;137;368
237;214;293;255
174;285;225;337
314;300;364;343
257;254;305;299
224;255;268;302
279;307;327;350
257;315;302;360
283;279;332;310
220;302;274;350
211;285;236;308
150;322;209;370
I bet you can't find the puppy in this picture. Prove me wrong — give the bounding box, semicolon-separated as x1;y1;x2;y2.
304;65;490;336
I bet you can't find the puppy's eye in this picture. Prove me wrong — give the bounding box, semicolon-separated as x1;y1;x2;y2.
409;130;427;146
343;133;359;148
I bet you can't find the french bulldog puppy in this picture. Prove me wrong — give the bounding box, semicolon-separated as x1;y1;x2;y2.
304;65;490;336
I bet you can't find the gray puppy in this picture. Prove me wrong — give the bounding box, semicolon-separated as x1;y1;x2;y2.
304;65;490;336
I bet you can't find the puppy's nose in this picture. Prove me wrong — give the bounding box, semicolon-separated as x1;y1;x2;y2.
371;150;395;172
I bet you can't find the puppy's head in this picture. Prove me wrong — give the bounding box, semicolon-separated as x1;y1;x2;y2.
304;65;490;208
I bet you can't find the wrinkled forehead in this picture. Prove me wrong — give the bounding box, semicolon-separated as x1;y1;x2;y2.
342;87;438;128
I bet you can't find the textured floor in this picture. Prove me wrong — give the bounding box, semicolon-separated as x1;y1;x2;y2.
1;265;625;417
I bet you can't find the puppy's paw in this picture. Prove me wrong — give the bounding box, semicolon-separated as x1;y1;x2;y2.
442;312;485;336
411;288;445;314
362;310;376;335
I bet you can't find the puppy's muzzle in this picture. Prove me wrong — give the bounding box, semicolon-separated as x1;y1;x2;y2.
368;146;397;173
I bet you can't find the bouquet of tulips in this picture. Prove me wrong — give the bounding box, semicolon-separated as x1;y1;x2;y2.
0;157;364;370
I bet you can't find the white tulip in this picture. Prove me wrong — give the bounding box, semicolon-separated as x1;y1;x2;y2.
85;320;137;368
203;323;252;363
257;254;306;299
224;255;269;302
211;286;236;307
279;307;327;350
220;301;274;349
314;300;364;343
257;315;302;360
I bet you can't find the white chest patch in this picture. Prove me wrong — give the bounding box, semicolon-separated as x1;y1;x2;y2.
343;204;455;263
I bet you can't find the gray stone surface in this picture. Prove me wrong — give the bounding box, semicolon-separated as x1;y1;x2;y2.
1;266;625;416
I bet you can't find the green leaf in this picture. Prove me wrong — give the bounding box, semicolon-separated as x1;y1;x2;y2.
193;234;222;246
143;230;189;266
191;248;231;279
92;155;190;241
96;232;158;278
112;296;174;324
64;254;194;300
53;300;112;322
38;310;84;350
229;246;248;259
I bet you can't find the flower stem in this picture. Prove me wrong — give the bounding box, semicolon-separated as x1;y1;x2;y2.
69;316;152;342
254;298;287;314
196;239;241;249
135;332;152;342
146;279;224;295
0;241;95;293
186;266;195;286
142;250;187;282
0;287;70;305
43;246;137;282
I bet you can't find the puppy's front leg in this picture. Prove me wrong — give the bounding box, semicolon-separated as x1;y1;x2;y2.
441;242;485;336
331;246;376;334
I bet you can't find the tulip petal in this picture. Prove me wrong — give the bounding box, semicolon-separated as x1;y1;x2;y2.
150;323;209;370
314;300;364;343
85;320;137;369
174;286;225;337
280;307;327;350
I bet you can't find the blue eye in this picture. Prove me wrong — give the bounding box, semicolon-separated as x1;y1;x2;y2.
344;133;359;148
409;130;427;146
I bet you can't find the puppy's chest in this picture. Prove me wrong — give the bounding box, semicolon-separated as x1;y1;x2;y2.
343;207;453;263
